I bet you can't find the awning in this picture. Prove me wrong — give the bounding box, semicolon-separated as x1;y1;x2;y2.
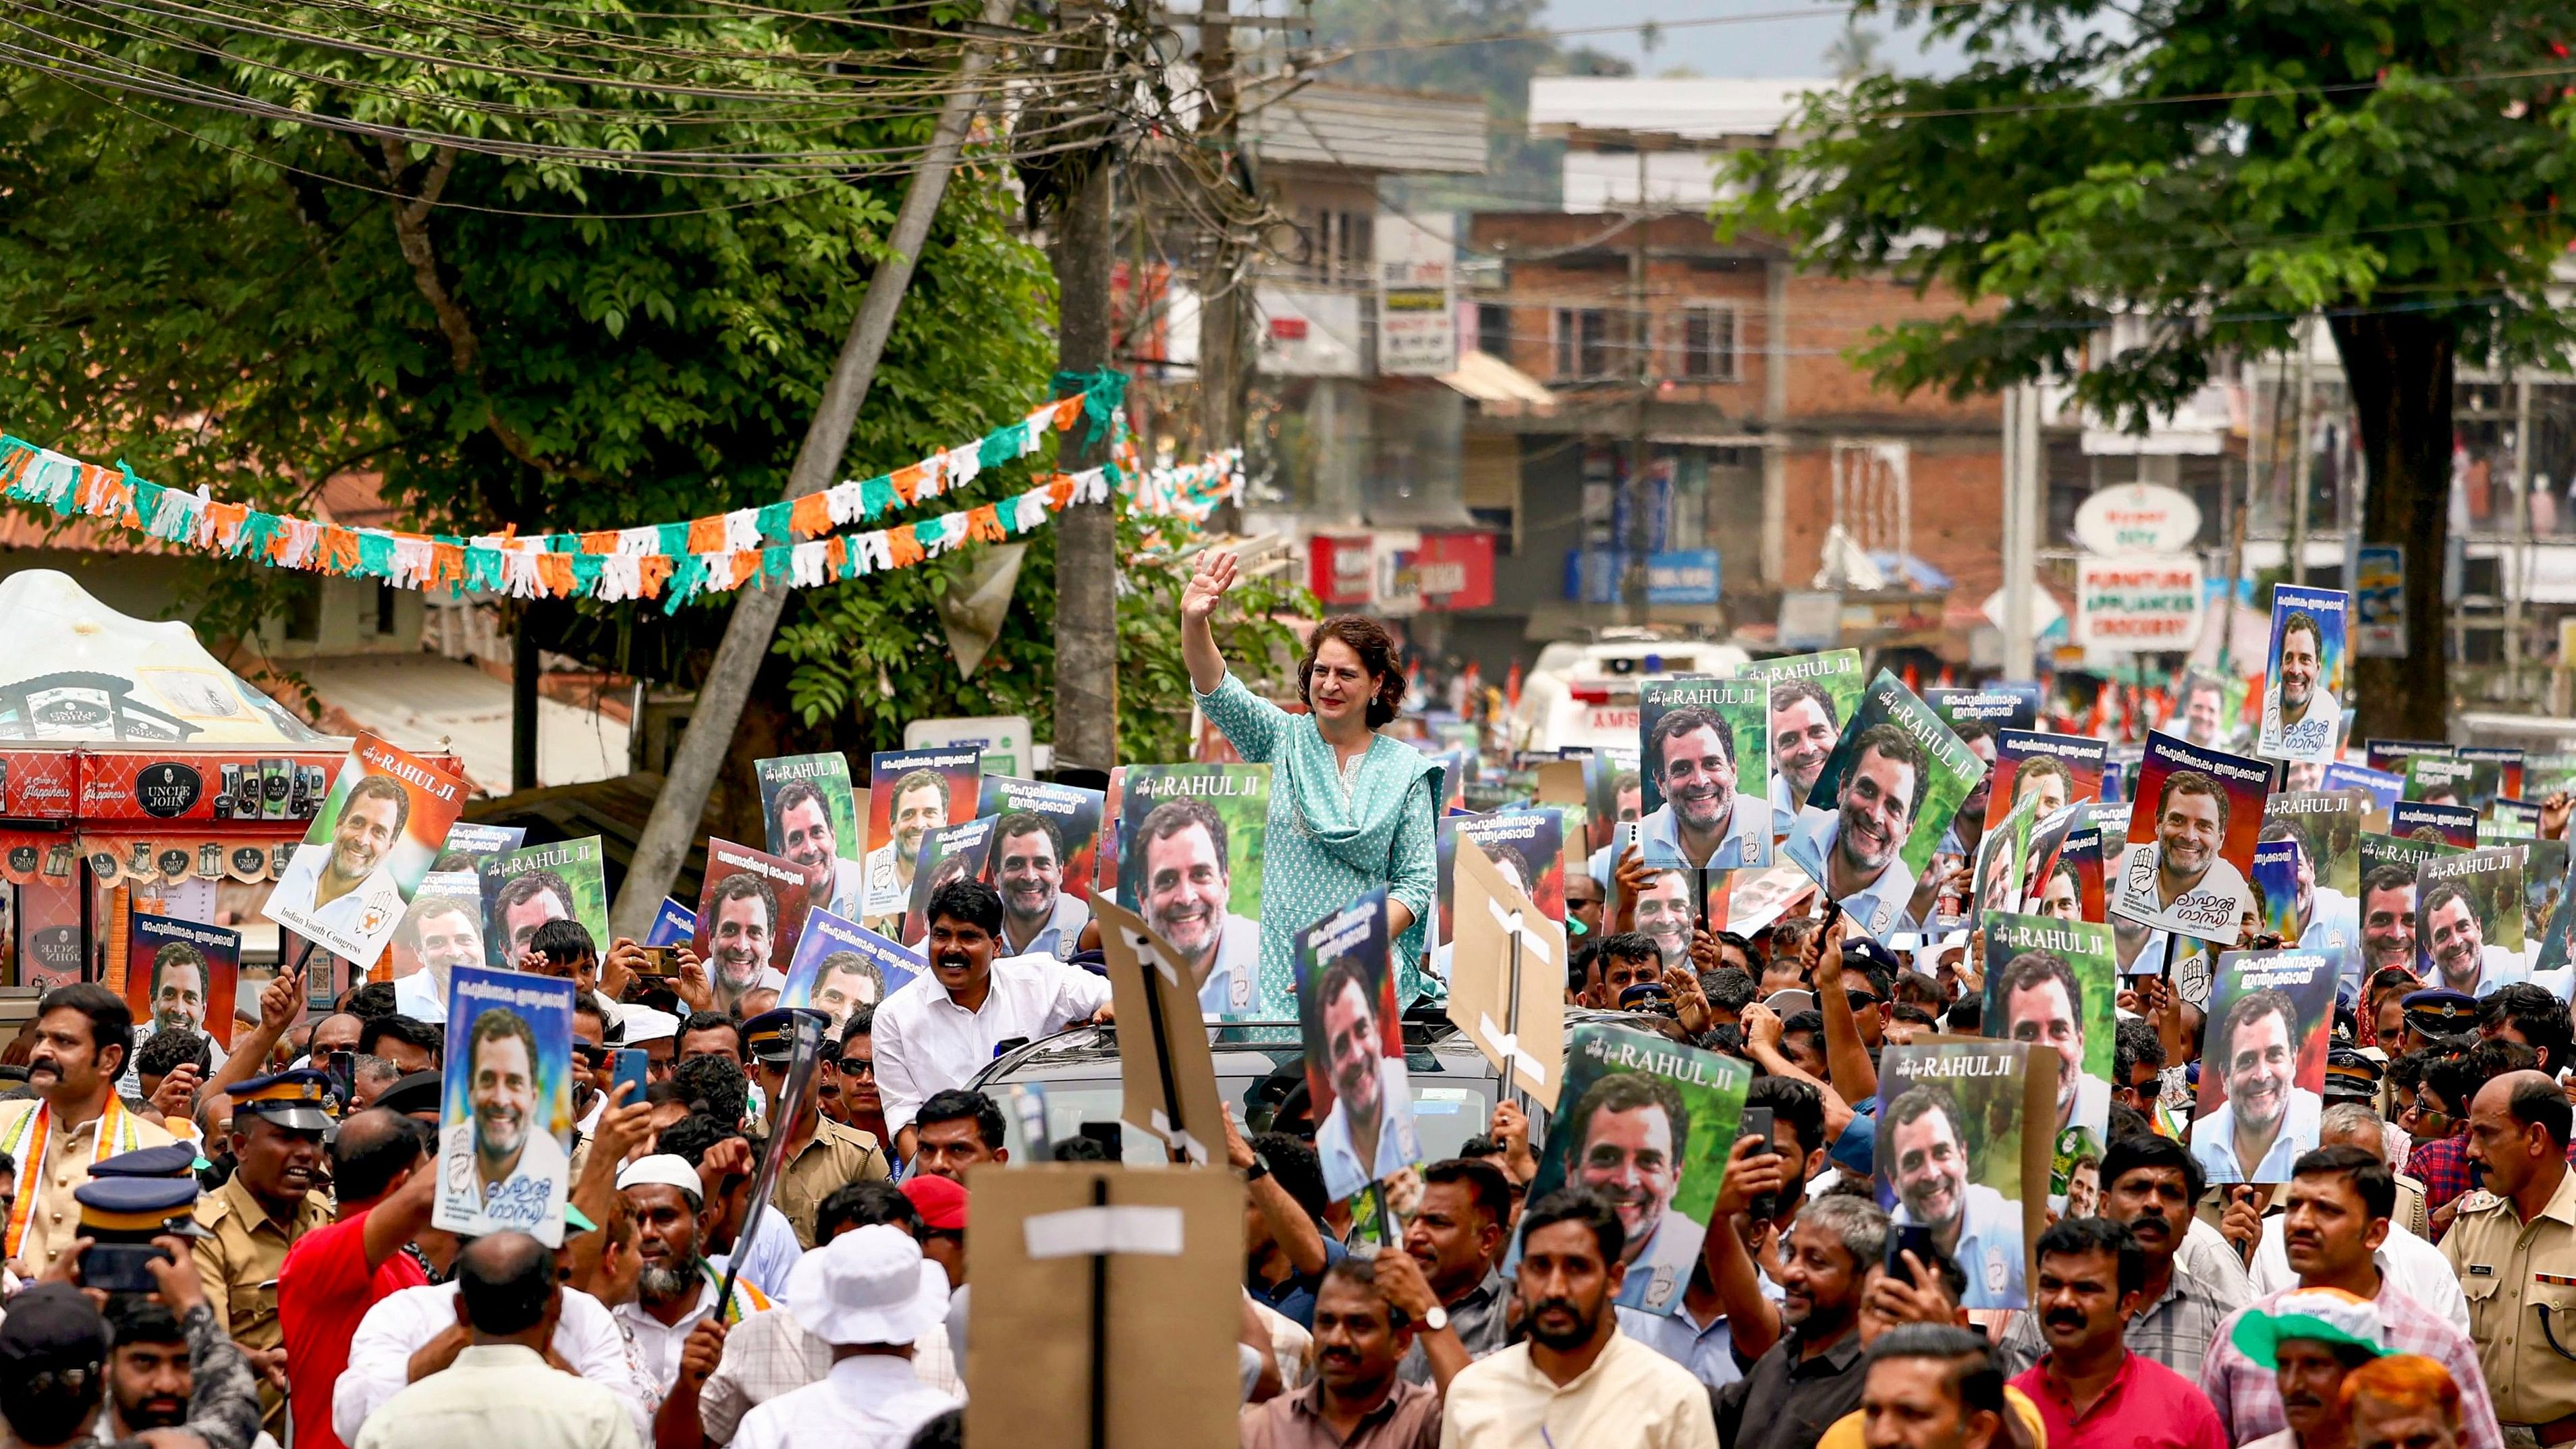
1440;349;1557;416
0;569;325;744
296;653;630;798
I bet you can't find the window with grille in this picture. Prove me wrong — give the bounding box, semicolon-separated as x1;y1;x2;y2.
1680;306;1739;381
1554;308;1609;380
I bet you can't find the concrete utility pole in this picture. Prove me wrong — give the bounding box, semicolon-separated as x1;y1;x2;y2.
609;0;1017;939
2000;385;2032;680
2290;319;2315;586
1049;14;1122;776
1622;146;1652;624
1195;0;1244;490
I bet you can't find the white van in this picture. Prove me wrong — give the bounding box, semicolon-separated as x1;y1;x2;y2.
1510;633;1753;755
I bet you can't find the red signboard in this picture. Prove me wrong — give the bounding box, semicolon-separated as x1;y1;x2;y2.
1418;531;1496;612
1309;534;1375;607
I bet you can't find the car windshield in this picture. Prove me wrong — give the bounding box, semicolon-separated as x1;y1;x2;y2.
1002;1076;1496;1168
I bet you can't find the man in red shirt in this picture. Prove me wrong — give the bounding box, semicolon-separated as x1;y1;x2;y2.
277;1108;437;1449
2008;1216;2230;1449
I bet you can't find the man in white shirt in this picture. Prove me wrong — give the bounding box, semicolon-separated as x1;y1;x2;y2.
339;1234;649;1449
389;893;485;1024
730;1226;956;1449
873;877;1109;1160
613;1155;771;1396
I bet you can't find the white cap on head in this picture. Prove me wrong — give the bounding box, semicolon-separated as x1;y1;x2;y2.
783;1224;950;1348
614;1153;703;1205
620;1006;680;1045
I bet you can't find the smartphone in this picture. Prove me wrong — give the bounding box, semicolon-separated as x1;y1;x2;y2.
84;1242;171;1294
1820;898;1843;933
1740;1105;1778;1222
610;1048;649;1105
327;1050;356;1110
1887;1222;1938;1278
632;946;680;978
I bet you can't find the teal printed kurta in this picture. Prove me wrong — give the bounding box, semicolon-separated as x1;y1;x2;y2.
1194;674;1443;1010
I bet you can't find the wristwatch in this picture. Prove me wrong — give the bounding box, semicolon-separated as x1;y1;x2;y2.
1244;1152;1271;1182
1421;1305;1450;1333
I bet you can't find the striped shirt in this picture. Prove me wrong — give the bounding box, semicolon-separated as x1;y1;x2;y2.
2201;1283;2504;1449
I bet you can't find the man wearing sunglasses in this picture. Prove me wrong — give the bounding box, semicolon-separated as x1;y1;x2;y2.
819;1007;892;1149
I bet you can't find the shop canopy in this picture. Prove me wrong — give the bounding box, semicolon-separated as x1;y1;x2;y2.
0;569;327;745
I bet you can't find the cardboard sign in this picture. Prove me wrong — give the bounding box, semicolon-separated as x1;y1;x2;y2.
1093;896;1228;1166
1446;837;1565;1108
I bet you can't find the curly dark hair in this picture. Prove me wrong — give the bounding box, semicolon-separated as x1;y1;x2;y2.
1298;616;1406;728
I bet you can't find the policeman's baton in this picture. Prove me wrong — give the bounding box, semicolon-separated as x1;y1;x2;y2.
715;1012;827;1309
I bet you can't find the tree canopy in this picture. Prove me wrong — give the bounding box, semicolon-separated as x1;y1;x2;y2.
1725;0;2576;735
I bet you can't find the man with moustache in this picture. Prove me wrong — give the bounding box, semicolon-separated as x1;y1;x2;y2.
271;774;412;947
2360;865;2420;975
863;769;951;922
0;983;177;1276
1240;1257;1447;1448
437;1008;570;1234
1132;798;1260;1016
705;872;779;1016
987;811;1090;961
1784;723;1928;939
193;1068;335;1438
1442;1188;1718;1448
390;894;484;1023
1564;1072;1700;1313
1313;960;1418;1199
2118;769;2250;936
1393;1158;1514;1387
611;1153;772;1402
2441;1070;2576;1442
2203;1147;2500;1449
2264;611;2336;758
2417;883;2525;996
1714;1195;1886;1449
1767;678;1842;834
1997;951;2112;1140
2226;1288;2390;1449
1640;705;1770;870
1996;1134;2251;1381
873;879;1109;1160
769;780;863;921
1885;1085;2025;1309
821;1008;892;1145
2193;989;2326;1186
2008;1217;2230;1449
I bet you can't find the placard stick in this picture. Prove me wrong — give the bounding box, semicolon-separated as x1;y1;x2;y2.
1087;1174;1109;1449
2159;929;2179;983
1502;905;1527;1117
1369;1180;1396;1248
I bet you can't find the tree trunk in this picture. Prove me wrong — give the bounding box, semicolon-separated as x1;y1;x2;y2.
2328;309;2455;742
1051;157;1119;774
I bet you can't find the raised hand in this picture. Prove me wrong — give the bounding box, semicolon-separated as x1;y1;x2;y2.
1181;549;1240;624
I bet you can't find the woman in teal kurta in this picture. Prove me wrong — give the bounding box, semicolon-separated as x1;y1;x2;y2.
1181;550;1442;1012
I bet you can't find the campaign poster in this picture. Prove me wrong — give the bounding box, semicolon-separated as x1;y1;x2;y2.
2255;586;2349;765
1736;649;1867;833
782;907;921;1033
2358;831;2463;979
1583;747;1642;854
2529;847;2576;993
902;817;995;947
476;836;608;969
2390;800;2479;850
2527;840;2569;944
2461;746;2527;806
387;871;483;992
2168;668;2249;750
976;775;1105;960
645;899;696;948
861;746;982;923
2251;839;2303;944
2191;948;2337;1186
1926;686;2039;736
757;753;865;922
1637;678;1772;871
692;838;813;1014
433;966;576;1247
1701;864;1817;939
263;734;470;964
2365;738;2451;776
1875;1040;2052;1309
2324;761;2404;817
2488;800;2542;844
1104;763;1273;1018
2262;791;2366;968
128;912;240;1049
1525;1022;1751;1316
2405;753;2495;817
2019;806;2086;925
1981;912;2116;1204
1781;672;1985;941
1293;890;1420;1203
2056;802;2120;926
1967;792;2043;927
1435;809;1566;946
435;822;524;871
2111;731;2271;946
1983;731;2106;835
2415;848;2529;997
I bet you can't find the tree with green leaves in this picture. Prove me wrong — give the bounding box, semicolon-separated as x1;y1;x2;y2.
1724;0;2576;738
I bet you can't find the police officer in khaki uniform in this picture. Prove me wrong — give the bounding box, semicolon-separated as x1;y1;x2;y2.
2442;1068;2576;1446
743;1008;887;1247
191;1068;333;1438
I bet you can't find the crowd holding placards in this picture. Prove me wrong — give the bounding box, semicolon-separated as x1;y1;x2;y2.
0;551;2556;1449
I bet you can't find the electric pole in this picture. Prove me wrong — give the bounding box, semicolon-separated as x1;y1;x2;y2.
1196;0;1244;516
